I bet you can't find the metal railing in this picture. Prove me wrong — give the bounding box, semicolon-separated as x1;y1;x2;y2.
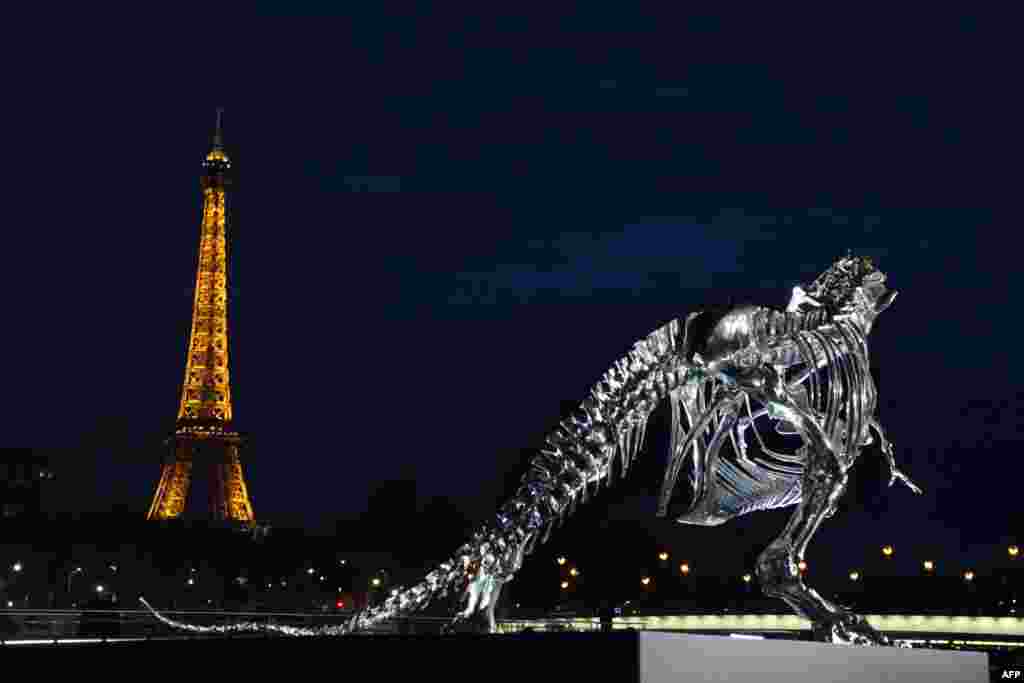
0;608;353;642
2;608;1022;645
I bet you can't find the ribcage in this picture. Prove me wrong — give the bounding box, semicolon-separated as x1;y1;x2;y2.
778;319;875;461
667;318;874;524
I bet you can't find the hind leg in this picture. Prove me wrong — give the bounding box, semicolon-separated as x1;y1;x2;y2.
445;573;504;634
754;395;889;645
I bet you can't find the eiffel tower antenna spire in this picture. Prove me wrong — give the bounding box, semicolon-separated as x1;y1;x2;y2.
213;107;225;149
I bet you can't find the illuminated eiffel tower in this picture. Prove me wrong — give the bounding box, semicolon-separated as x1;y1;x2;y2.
146;108;255;524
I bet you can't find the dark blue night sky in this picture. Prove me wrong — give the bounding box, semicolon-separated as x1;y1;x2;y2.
10;9;1020;580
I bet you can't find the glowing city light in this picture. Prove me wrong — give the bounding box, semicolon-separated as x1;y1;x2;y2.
742;574;752;583
187;578;195;586
1010;545;1020;558
658;552;669;561
96;585;105;593
371;578;382;587
641;576;651;586
797;560;808;572
556;557;566;566
923;560;934;572
882;545;894;557
569;568;579;577
963;570;975;582
560;581;569;590
679;563;690;575
849;571;860;581
307;568;315;575
12;562;22;573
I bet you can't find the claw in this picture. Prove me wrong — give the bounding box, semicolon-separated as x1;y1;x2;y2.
816;613;892;646
888;467;923;494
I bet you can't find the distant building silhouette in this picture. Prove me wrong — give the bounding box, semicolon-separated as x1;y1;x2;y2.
365;477;419;564
0;449;54;519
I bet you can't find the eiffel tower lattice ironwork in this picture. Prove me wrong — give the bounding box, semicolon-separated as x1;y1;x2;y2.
147;108;255;524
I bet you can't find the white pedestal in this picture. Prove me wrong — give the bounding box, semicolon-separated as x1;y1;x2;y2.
637;632;989;683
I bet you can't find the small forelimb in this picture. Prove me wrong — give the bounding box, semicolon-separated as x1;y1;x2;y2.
868;418;923;495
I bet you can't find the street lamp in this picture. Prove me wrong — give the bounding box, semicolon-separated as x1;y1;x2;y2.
882;545;894;558
371;577;382;587
679;563;690;575
560;581;569;590
556;557;566;566
569;568;579;578
963;570;975;582
658;552;669;562
923;560;934;572
96;585;105;594
742;574;752;583
11;562;22;573
66;567;84;601
1010;545;1020;559
849;571;860;582
641;576;651;586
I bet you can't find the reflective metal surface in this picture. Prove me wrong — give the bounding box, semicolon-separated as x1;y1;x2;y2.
143;254;921;646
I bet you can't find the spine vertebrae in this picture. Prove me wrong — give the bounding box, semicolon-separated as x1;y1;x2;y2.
756;308;832;340
358;319;687;630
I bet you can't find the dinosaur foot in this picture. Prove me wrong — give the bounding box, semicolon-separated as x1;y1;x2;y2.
443;611;495;634
812;613;892;646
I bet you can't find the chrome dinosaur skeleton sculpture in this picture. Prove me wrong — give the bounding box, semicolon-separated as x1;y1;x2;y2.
141;254;921;645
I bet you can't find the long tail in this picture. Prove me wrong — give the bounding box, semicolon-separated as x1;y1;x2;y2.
142;317;697;635
138;597;351;635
